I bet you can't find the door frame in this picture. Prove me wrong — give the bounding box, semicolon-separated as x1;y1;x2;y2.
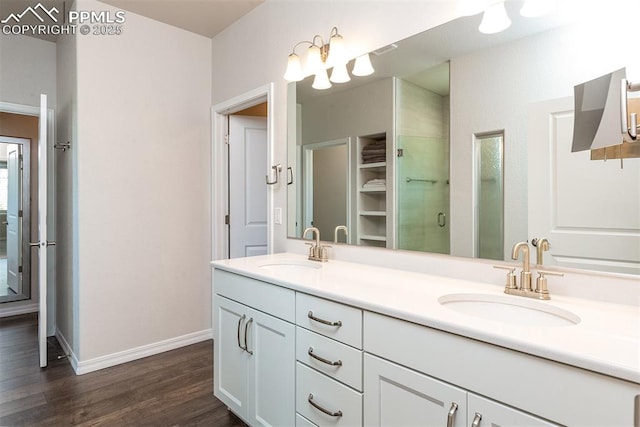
302;137;352;240
0;137;31;303
0;101;55;327
211;84;274;260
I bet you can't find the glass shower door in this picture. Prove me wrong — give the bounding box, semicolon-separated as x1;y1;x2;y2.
396;135;450;254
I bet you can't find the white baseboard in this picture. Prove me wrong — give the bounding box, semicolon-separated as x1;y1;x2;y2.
0;302;38;318
73;329;213;375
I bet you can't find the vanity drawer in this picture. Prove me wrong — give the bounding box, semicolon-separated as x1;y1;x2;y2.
214;269;295;322
296;362;363;427
296;293;362;348
296;327;363;391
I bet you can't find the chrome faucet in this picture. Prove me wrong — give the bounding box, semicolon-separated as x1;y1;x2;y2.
303;227;329;262
493;241;563;300
334;225;348;243
531;238;550;265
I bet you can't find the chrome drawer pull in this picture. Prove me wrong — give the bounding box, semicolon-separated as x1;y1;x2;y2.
244;318;254;355
446;402;458;427
237;314;246;351
307;393;342;417
307;311;342;327
471;412;482;427
308;347;343;366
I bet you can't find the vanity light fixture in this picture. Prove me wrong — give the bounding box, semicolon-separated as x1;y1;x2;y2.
283;27;375;90
460;0;557;35
479;1;511;34
352;53;375;76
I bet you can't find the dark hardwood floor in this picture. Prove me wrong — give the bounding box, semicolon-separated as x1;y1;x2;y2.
0;313;248;426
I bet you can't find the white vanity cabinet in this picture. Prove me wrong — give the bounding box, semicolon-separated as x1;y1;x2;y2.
364;311;639;426
212;261;640;427
364;353;557;427
213;270;296;427
364;353;467;427
294;293;364;426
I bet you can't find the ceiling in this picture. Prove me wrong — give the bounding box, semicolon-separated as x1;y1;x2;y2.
0;0;263;42
100;0;263;38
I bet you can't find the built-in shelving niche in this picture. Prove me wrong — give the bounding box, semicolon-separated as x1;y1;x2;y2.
357;132;392;247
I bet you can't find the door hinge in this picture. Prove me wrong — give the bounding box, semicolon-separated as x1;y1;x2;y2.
18;265;22;273
224;214;230;225
224;134;229;145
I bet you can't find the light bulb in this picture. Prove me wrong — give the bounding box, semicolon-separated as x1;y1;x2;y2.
330;62;351;83
352;54;374;76
479;1;511;34
305;45;323;75
327;33;347;67
283;53;303;82
312;68;332;90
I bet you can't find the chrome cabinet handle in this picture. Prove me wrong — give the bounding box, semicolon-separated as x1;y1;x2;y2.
237;314;246;351
446;402;458;427
307;393;342;417
307;311;342;327
308;347;342;366
471;412;482;427
244;318;254;355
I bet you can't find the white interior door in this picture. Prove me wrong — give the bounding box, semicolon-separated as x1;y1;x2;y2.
6;144;22;295
37;94;49;368
229;115;268;258
528;97;640;274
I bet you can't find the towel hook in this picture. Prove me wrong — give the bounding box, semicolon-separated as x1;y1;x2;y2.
265;164;282;185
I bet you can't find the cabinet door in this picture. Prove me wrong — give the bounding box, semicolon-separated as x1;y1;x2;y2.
364;354;466;427
214;296;250;419
468;394;560;427
247;307;296;427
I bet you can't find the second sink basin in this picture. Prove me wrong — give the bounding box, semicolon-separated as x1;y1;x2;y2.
258;259;322;273
438;293;581;327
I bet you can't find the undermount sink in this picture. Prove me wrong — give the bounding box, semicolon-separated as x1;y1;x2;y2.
258;259;322;273
438;293;581;327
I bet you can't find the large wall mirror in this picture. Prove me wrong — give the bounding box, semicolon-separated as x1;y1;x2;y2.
287;1;639;276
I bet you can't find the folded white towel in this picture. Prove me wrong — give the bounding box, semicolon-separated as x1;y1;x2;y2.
364;178;386;185
363;178;386;189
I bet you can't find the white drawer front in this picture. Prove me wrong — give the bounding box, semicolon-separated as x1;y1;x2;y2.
296;293;362;348
214;269;295;322
296;413;318;427
296;362;363;427
296;327;363;391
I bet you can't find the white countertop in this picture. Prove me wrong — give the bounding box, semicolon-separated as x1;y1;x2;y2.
211;253;640;384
